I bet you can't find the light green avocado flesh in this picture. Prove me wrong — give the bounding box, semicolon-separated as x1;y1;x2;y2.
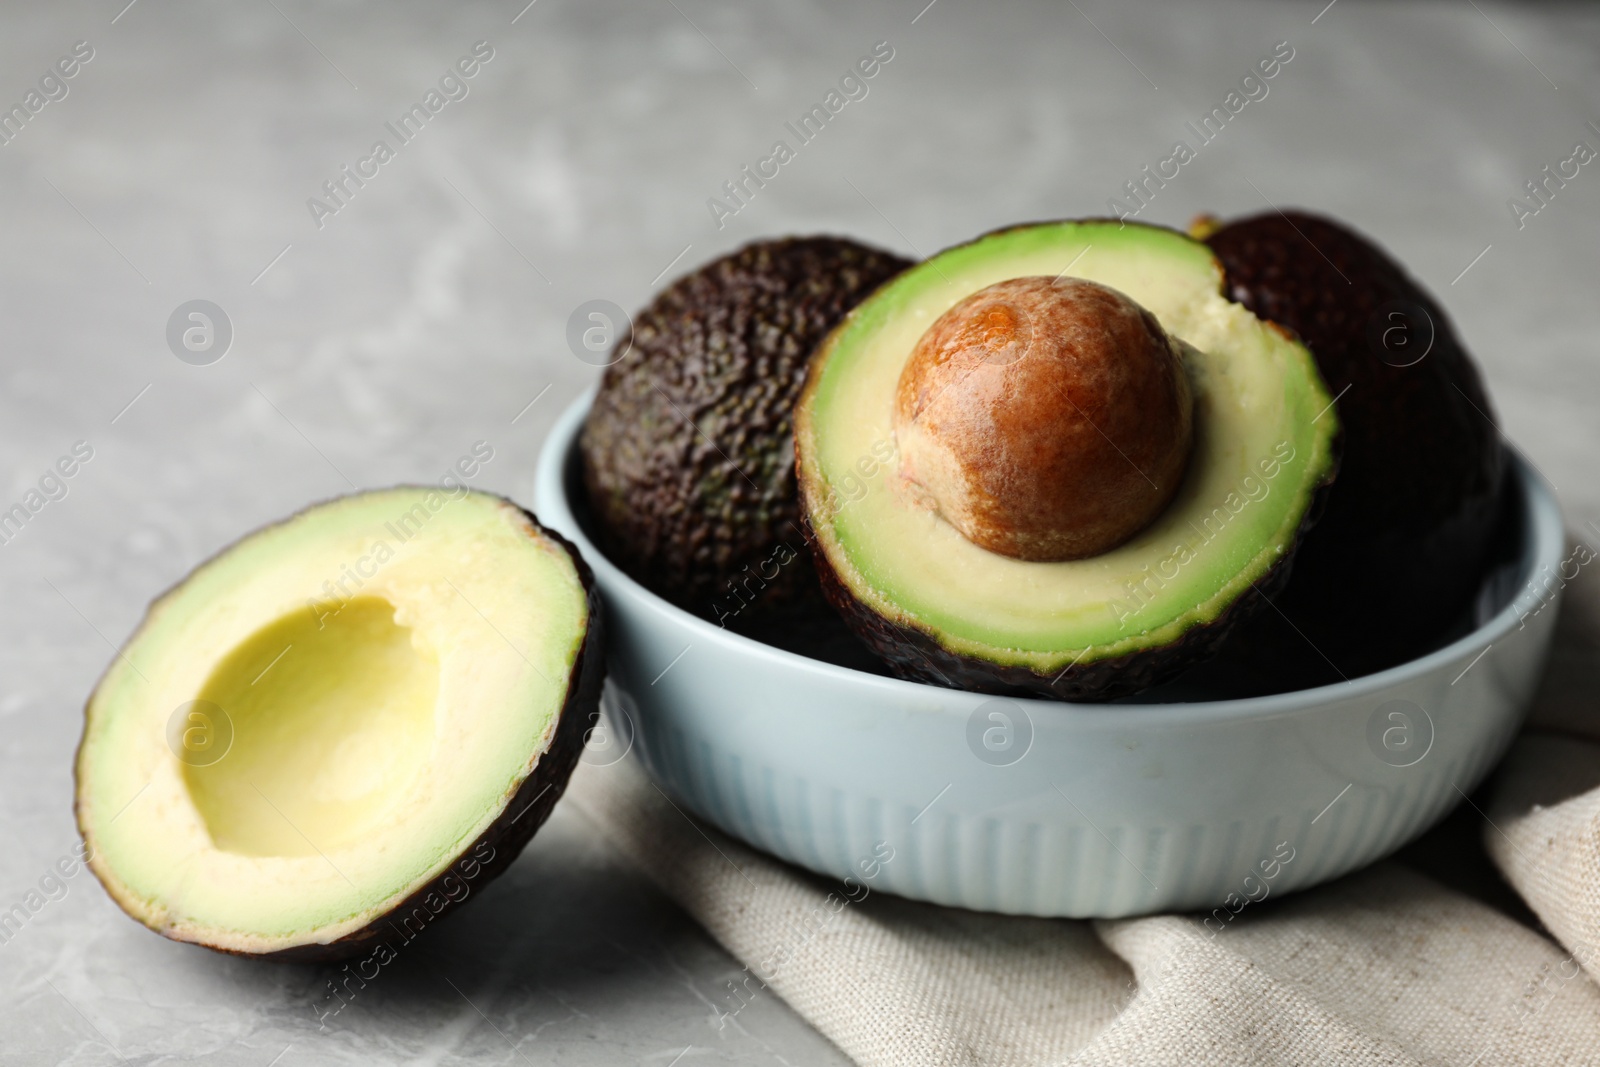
797;221;1338;673
75;488;589;955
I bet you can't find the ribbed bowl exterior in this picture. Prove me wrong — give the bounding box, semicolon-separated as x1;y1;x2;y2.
537;390;1563;918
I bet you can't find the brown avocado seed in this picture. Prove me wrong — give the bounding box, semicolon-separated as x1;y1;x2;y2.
892;276;1195;562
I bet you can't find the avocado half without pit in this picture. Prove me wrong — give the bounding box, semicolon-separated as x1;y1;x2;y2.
74;488;601;959
795;220;1340;701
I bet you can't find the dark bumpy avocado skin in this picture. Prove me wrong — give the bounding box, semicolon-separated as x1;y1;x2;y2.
161;512;603;964
808;479;1329;702
1204;212;1505;679
581;237;909;644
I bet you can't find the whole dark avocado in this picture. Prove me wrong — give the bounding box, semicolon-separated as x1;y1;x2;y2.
1200;210;1506;682
580;236;909;650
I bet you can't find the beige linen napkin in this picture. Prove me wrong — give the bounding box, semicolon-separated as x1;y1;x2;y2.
563;580;1600;1066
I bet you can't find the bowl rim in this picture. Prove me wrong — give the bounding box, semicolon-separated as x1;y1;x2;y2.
536;386;1564;727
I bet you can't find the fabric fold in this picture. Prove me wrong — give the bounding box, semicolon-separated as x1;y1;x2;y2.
559;581;1600;1065
565;756;1132;1066
1082;865;1600;1065
565;753;1600;1066
1487;735;1600;967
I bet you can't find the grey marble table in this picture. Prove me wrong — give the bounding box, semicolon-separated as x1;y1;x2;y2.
1;1;1598;1063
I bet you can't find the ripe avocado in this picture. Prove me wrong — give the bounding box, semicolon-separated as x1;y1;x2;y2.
795;220;1339;701
75;488;602;960
1201;211;1506;679
580;237;909;649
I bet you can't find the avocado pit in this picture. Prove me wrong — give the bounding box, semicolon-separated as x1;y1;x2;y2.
892;276;1195;562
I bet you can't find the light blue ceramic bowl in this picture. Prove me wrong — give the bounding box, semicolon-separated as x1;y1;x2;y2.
535;389;1564;918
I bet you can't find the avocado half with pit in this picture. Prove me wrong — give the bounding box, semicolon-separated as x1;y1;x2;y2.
75;488;601;959
794;220;1339;701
